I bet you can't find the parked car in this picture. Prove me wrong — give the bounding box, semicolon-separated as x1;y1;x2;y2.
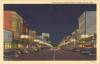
63;47;74;51
80;44;96;56
15;48;29;56
41;46;51;50
4;49;20;58
33;48;40;52
26;48;35;54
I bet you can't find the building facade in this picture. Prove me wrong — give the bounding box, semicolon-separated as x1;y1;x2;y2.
4;30;12;49
4;11;23;49
78;11;96;35
78;11;96;46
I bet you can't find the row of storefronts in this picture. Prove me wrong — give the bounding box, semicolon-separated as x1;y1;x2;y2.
4;11;32;49
58;11;96;49
4;10;52;50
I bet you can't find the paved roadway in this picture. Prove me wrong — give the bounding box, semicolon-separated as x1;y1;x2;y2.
54;49;96;60
4;49;96;61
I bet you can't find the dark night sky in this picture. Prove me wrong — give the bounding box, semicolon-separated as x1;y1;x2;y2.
4;4;96;43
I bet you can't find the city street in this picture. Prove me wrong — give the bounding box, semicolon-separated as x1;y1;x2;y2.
4;4;96;61
4;49;96;61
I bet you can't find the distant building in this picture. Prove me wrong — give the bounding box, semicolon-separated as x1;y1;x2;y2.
42;33;50;38
22;21;30;35
78;11;96;35
41;33;50;43
31;31;37;37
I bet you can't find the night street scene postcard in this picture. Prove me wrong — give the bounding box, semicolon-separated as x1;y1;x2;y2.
3;4;96;61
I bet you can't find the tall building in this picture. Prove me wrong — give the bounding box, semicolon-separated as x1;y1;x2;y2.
78;11;96;47
4;11;23;49
78;11;96;35
4;11;23;39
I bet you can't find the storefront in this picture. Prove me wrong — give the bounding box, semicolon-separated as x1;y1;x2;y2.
4;30;12;49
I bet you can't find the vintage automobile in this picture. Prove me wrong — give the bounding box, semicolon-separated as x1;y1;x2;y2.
4;48;20;58
80;44;96;56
